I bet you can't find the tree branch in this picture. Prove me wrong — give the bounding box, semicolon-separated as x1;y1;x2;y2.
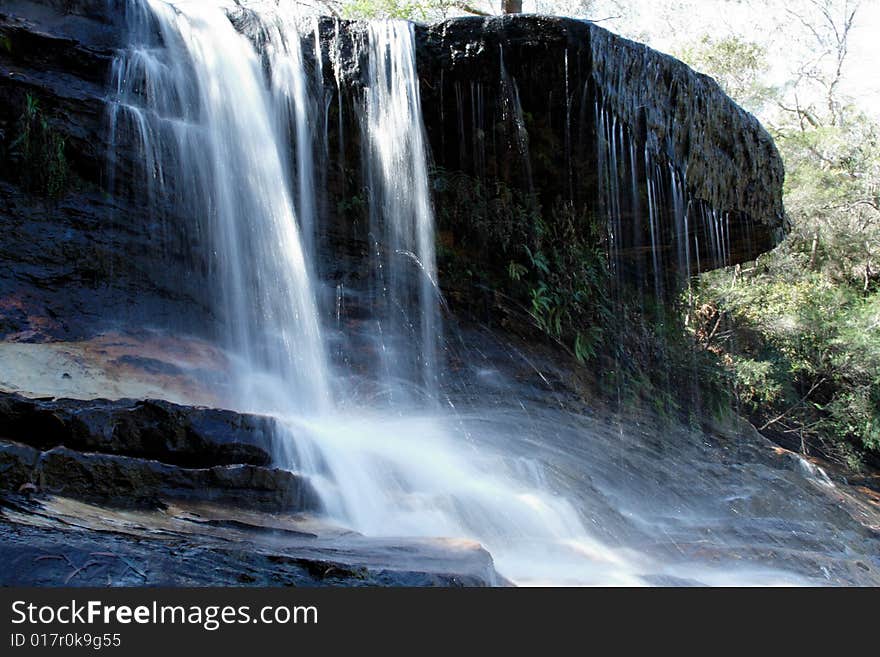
449;1;492;16
759;378;827;432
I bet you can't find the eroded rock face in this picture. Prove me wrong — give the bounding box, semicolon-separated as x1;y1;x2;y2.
414;16;784;279
0;2;211;343
587;25;784;237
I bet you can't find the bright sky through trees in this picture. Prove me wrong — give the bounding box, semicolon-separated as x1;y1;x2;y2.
525;0;880;118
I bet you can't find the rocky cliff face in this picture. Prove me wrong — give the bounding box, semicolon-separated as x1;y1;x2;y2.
0;1;211;343
586;25;784;237
0;1;786;344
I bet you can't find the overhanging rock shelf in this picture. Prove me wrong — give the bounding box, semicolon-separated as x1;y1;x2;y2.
0;4;785;344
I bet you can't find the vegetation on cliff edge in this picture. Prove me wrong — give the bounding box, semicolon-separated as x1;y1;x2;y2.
680;1;880;470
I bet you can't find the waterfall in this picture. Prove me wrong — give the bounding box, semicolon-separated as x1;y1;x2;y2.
278;20;629;585
263;7;321;270
362;22;441;400
110;0;330;415
594;96;736;302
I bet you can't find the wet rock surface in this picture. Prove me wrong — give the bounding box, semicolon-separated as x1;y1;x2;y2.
2;391;879;586
586;25;785;238
1;3;786;343
0;392;322;513
0;329;879;586
414;16;785;268
0;497;501;586
0;181;213;343
0;387;500;586
0;333;231;405
439;325;880;585
0;3;212;342
32;447;317;511
0;392;278;468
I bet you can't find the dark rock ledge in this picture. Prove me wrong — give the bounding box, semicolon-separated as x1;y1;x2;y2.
0;392;313;511
0;393;279;469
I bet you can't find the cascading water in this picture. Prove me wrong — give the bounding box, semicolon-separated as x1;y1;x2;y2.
263;6;322;267
110;0;330;415
106;1;821;586
361;22;440;399
593;93;737;304
281;20;640;585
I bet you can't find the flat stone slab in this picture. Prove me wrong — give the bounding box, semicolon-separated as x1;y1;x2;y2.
0;390;278;468
0;495;503;587
0;333;229;406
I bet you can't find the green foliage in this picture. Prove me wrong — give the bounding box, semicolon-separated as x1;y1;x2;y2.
337;193;367;217
514;203;613;364
433;166;614;365
635;288;735;424
774;110;880;291
432;166;539;254
431;166;732;422
507;261;528;281
6;93;70;198
342;0;432;18
676;34;776;112
677;11;880;469
731;101;880;465
695;264;880;467
731;358;784;411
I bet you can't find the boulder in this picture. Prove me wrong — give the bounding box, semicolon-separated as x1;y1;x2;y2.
0;392;277;467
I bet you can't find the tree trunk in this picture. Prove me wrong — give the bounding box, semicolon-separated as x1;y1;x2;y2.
502;0;523;13
809;231;819;271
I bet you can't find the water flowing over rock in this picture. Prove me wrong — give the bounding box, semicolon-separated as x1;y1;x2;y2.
109;0;331;415
414;16;785;293
0;4;786;344
2;1;879;588
361;21;440;397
